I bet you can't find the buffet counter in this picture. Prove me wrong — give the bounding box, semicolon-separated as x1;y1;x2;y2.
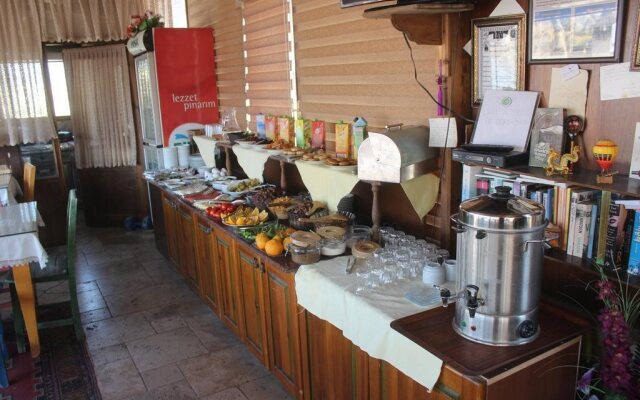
295;258;443;390
148;180;586;400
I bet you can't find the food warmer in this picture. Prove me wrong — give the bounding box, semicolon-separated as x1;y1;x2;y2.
444;186;548;346
357;125;439;183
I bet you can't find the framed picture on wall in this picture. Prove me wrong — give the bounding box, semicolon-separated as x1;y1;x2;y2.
528;0;624;64
472;15;526;105
632;5;640;71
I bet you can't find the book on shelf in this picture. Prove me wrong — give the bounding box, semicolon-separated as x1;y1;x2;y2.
604;197;626;270
614;199;640;209
628;212;640;276
574;201;596;258
622;210;636;268
567;189;599;256
596;191;612;265
586;201;599;259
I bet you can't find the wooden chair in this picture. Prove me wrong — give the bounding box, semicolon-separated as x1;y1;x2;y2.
9;189;84;349
22;162;35;202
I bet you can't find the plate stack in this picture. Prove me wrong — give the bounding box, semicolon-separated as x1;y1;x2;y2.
162;147;178;169
177;145;190;168
189;154;205;169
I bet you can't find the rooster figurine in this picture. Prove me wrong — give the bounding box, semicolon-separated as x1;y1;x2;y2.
545;146;580;176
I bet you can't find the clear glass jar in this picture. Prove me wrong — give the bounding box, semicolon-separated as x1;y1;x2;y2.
288;243;321;265
347;225;372;248
321;238;347;256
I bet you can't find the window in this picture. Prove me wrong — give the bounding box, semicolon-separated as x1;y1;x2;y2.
171;0;188;28
0;62;49;119
47;60;71;117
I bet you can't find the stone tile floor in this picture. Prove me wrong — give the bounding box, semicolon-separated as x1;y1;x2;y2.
40;219;292;400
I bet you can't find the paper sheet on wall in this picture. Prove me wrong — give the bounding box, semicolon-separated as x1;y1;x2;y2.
489;0;525;17
549;68;588;118
428;118;458;147
630;122;640;180
600;62;640;101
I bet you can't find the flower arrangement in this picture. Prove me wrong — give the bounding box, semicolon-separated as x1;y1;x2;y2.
126;10;164;38
577;264;639;400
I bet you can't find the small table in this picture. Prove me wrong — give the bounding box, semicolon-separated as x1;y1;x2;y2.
0;202;46;358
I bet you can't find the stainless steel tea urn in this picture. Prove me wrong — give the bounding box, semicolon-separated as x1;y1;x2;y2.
446;186;548;346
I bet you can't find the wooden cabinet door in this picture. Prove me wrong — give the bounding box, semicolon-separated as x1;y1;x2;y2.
161;194;178;265
264;261;302;399
176;204;198;290
369;360;484;400
214;228;242;336
302;311;357;400
194;215;221;315
236;242;268;365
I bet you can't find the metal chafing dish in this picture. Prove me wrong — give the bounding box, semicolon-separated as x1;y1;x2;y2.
357;125;439;183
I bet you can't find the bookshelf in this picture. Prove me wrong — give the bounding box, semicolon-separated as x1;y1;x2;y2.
462;162;640;291
491;165;640;198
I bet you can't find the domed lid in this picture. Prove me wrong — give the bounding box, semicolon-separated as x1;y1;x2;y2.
458;186;547;231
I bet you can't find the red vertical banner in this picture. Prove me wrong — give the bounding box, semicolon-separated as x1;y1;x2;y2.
154;28;219;146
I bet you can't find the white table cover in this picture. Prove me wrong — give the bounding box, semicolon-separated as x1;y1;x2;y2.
0;233;47;268
232;146;271;182
295;256;443;391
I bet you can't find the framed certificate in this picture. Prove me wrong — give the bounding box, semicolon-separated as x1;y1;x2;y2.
632;4;640;71
472;15;526;106
528;0;624;64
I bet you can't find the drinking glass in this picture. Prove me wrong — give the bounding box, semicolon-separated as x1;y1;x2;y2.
436;249;450;265
395;249;411;280
408;259;423;279
379;261;396;286
408;244;423;261
355;262;372;295
378;249;395;265
379;227;395;246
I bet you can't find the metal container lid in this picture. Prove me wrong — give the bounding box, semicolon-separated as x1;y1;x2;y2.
458;186;547;231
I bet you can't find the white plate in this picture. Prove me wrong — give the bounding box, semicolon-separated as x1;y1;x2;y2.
250;144;268;150
297;159;324;165
192;200;219;210
236;141;254;148
265;149;284;155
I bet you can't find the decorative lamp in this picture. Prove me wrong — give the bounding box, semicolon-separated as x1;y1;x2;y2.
592;140;618;183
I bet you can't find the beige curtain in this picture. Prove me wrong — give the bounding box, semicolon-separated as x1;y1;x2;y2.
63;44;136;168
0;0;57;146
38;0;173;43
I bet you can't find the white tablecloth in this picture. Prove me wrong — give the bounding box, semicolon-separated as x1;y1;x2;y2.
232;146;271;182
0;233;47;268
295;256;444;391
295;162;359;212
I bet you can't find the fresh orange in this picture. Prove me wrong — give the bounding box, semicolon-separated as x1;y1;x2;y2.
265;238;284;256
282;237;292;250
284;227;296;236
255;233;270;250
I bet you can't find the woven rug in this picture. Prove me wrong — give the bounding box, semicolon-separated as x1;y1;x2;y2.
0;322;101;400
